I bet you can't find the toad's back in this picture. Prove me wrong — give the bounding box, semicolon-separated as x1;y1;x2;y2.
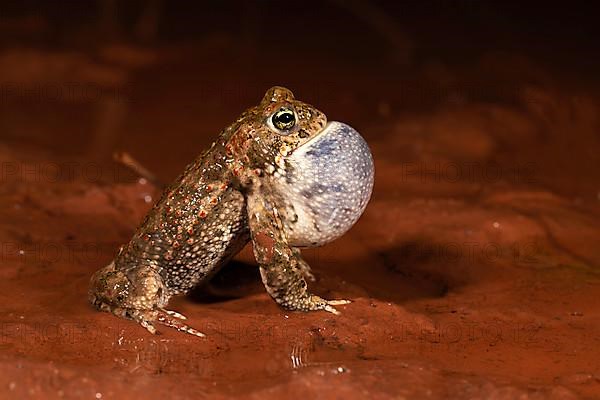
114;144;250;295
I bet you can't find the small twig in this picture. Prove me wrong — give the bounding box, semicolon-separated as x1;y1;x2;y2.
113;151;165;188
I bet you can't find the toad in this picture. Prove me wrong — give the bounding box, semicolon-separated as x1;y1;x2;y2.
89;87;374;336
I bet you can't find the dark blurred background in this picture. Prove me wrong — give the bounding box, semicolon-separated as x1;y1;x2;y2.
1;0;599;198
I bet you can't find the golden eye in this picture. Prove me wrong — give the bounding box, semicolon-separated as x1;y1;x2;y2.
271;107;296;132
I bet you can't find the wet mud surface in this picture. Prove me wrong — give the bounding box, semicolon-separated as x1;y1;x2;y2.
1;43;600;399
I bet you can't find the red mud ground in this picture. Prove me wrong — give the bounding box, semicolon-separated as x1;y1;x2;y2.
1;43;600;399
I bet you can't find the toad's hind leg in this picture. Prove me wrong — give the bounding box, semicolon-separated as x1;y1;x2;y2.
89;262;205;337
247;195;351;315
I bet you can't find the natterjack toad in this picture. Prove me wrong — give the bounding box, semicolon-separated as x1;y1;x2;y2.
89;87;374;336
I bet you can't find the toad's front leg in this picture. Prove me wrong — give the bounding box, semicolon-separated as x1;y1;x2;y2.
292;247;316;282
247;195;350;315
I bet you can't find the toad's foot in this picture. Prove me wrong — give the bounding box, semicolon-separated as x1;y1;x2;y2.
305;296;352;315
159;308;188;320
267;285;352;315
155;309;205;337
103;306;205;337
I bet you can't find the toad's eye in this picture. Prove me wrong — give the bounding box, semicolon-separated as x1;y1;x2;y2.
270;107;296;132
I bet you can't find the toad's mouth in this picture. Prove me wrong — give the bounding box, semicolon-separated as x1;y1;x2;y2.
294;121;359;154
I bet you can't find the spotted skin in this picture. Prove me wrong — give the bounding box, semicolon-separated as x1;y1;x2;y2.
89;87;374;336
